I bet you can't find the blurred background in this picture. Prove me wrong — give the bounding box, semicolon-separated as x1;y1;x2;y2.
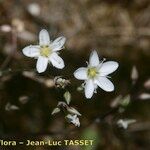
0;0;150;149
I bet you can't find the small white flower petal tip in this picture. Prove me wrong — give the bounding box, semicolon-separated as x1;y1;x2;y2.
22;29;66;73
117;119;136;129
73;50;119;99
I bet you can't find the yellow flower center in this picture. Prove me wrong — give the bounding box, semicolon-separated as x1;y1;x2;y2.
87;67;98;78
40;46;52;57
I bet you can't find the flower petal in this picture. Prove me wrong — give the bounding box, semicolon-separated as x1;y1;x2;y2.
85;79;95;99
95;77;114;92
100;61;119;76
49;52;65;69
50;36;66;51
39;29;50;46
74;67;87;80
36;56;48;73
22;45;40;57
89;50;100;67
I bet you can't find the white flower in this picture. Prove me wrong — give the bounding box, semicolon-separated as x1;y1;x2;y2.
117;119;136;129
74;50;119;99
22;29;66;73
66;114;80;127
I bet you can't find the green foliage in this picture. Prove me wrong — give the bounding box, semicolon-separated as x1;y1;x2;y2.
64;91;71;105
81;126;100;150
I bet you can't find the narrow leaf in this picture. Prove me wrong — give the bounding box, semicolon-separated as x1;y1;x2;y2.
51;107;60;115
64;91;71;105
67;107;81;116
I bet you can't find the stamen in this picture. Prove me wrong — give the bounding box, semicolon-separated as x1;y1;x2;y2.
94;84;98;93
86;61;89;65
82;82;86;87
87;67;99;78
99;58;106;67
106;75;111;78
94;88;97;93
99;74;111;78
40;45;52;57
